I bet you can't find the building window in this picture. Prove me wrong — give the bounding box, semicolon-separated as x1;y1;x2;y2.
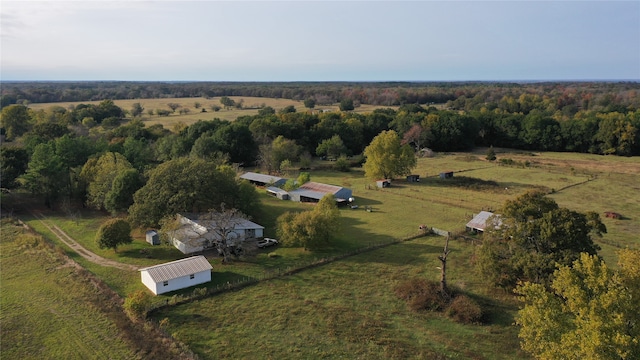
189;274;195;279
163;281;168;286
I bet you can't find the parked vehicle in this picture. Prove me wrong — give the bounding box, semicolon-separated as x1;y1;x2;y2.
257;238;279;248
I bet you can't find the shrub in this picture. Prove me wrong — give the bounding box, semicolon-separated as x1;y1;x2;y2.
123;290;152;320
334;156;351;172
394;278;449;312
446;295;483;324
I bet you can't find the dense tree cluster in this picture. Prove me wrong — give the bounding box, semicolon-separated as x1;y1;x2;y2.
1;83;638;232
477;191;605;289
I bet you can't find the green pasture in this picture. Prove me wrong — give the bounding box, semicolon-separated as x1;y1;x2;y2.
152;234;528;360
28;96;395;128
9;149;639;359
0;220;137;360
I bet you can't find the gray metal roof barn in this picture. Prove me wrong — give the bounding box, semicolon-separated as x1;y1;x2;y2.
288;182;352;203
240;172;287;187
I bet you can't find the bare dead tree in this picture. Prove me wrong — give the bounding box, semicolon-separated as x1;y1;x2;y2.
200;205;248;264
438;235;451;297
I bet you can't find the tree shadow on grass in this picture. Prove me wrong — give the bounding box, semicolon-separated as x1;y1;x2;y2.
119;245;183;262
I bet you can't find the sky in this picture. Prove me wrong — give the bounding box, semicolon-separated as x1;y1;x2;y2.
1;0;639;82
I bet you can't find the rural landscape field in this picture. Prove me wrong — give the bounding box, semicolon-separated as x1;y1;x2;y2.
2;80;640;359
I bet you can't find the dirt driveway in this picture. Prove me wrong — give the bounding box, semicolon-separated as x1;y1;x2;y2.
30;211;139;271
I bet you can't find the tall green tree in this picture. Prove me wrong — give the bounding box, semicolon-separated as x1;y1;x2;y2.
477;191;604;289
363;130;416;180
316;135;347;159
129;159;260;227
516;250;640;360
80;152;134;210
95;218;133;252
20;142;67;207
0;147;29;189
1;104;32;140
104;169;143;215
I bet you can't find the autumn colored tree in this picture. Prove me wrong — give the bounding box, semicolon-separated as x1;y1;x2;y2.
363;130;416;180
277;194;340;250
516;250;640;359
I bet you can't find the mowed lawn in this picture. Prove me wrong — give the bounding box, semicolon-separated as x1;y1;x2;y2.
0;220;138;360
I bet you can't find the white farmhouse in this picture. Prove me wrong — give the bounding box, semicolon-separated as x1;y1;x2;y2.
139;256;212;295
169;213;264;254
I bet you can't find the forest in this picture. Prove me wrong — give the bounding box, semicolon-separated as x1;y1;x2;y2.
1;81;639;215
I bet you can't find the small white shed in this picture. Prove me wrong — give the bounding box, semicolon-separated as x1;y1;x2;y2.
139;256;212;295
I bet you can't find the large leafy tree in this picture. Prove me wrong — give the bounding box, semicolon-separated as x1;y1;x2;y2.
104;169;143;215
277;194;340;250
129;158;260;227
477;191;605;289
516;250;640;360
363;130;416;180
80;152;135;210
95;218;133;252
1;104;32;140
20;142;67;207
0;147;29;189
316;135;347;159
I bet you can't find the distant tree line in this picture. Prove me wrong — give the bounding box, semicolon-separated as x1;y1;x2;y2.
2;81;639;112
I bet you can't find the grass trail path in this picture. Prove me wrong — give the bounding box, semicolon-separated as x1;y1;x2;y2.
30;210;140;271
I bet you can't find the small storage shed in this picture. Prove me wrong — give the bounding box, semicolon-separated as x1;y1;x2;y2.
466;211;502;233
439;171;454;179
145;230;160;245
139;256;212;295
406;175;420;182
266;186;290;200
376;179;391;188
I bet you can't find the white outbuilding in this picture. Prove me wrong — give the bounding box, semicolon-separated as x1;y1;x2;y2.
139;256;212;295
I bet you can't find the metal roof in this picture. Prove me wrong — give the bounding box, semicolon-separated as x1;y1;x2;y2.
139;256;212;283
466;211;502;231
289;188;330;200
184;215;264;230
298;182;344;194
240;172;286;185
266;186;289;195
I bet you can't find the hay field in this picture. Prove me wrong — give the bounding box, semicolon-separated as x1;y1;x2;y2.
28;96;397;128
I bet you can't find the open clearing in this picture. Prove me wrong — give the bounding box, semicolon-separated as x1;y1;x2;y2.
27;96;398;128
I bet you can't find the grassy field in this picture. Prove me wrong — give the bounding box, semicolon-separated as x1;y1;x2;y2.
0;219;139;359
10;149;639;359
153;235;528;359
28;96;397;128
